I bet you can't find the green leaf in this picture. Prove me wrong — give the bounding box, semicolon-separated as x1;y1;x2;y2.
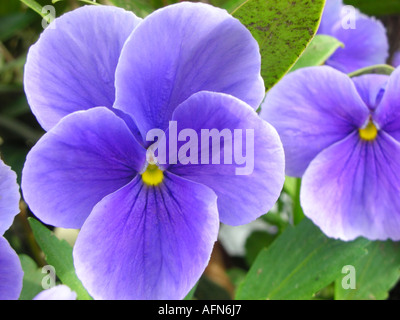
227;267;247;289
344;0;400;16
19;254;43;300
290;35;343;72
232;0;326;91
52;0;100;6
282;176;297;199
183;282;198;300
348;64;395;78
245;230;275;266
335;241;400;300
236;218;370;300
210;0;246;12
28;218;92;300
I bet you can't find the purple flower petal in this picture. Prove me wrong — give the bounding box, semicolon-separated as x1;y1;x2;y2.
74;174;219;300
392;51;400;67
0;159;20;234
374;67;400;141
22;107;146;229
326;15;389;73
114;2;265;139
260;66;369;177
318;0;343;35
301;132;400;241
24;5;141;131
352;74;389;110
165;91;284;226
0;236;23;300
33;285;77;300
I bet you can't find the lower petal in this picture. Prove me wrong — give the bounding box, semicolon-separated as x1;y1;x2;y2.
301;132;400;241
73;173;219;300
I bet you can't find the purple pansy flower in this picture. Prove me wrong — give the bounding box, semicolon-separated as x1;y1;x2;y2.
22;4;285;299
318;0;389;73
260;65;400;241
0;159;23;300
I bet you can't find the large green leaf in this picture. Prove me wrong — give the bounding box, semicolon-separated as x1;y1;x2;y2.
236;218;370;300
344;0;400;16
232;0;326;91
335;241;400;300
19;254;43;300
290;35;343;72
245;230;276;266
28;218;92;300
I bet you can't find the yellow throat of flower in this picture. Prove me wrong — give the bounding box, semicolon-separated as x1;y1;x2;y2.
359;121;378;141
141;164;164;186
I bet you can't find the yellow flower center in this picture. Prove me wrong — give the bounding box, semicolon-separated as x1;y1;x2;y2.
359;121;378;141
141;164;164;186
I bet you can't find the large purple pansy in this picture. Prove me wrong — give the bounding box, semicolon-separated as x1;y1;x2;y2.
261;65;400;241
22;4;285;299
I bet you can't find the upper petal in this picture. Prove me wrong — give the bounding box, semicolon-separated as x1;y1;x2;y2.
326;15;389;73
318;0;343;35
0;236;23;300
260;66;369;177
74;174;219;300
166;91;285;226
0;159;20;235
114;2;265;139
22;107;146;229
301;132;400;241
24;5;141;131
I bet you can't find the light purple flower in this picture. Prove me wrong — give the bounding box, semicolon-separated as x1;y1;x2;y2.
260;65;400;241
22;4;285;299
33;285;77;300
318;0;389;73
0;159;23;300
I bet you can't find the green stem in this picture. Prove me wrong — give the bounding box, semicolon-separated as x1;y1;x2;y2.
293;178;305;225
19;0;47;19
53;0;101;6
262;211;288;232
0;115;43;143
